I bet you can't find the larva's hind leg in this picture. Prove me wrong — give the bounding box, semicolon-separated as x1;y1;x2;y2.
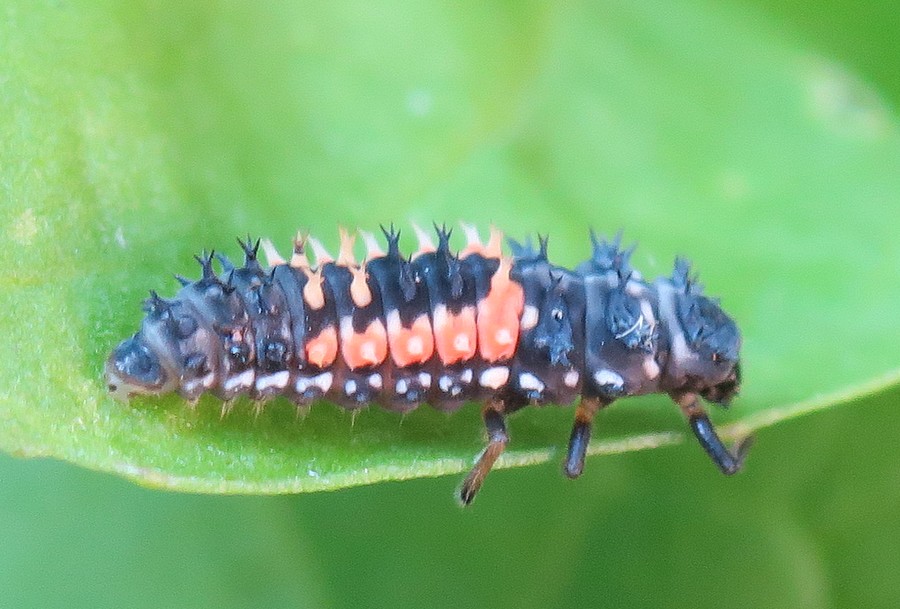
671;391;753;475
564;397;611;479
459;400;508;506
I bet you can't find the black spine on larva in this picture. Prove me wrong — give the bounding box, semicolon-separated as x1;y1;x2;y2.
321;261;386;408
410;228;484;411
366;230;434;411
508;236;585;408
574;232;670;401
270;265;308;367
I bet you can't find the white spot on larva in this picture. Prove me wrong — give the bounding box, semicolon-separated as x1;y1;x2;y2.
643;358;661;380
479;366;509;389
639;299;656;326
182;379;203;394
564;370;580;388
368;373;383;389
625;281;643;297
495;328;514;346
360;342;378;364
201;372;216;388
451;387;462;397
519;372;545;392
386;310;402;334
439;375;453;392
418;372;432;388
593;369;624;390
345;380;357;395
255;370;290;391
406;336;424;356
460;369;473;384
453;333;471;353
224;369;255;392
406;89;433;117
396;379;409;394
295;376;314;393
657;282;694;366
520;305;539;330
314;372;333;393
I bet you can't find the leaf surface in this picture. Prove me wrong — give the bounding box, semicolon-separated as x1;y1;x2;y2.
1;0;898;493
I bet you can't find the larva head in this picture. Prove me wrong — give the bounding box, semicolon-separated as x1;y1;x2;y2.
670;259;742;405
105;290;192;401
105;334;170;401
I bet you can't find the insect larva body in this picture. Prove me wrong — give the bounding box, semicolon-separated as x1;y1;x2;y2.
106;224;749;503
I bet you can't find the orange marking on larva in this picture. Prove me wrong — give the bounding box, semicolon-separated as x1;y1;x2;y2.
337;227;357;266
433;304;478;365
387;312;434;367
340;318;388;370
291;232;310;269
477;257;524;362
349;265;372;307
483;226;503;259
302;267;325;310
305;327;338;368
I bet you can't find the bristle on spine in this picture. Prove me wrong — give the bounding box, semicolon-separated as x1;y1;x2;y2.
484;226;503;258
307;236;334;267
337;227;357;267
290;233;310;269
359;229;385;261
459;222;483;256
260;238;286;267
412;222;436;256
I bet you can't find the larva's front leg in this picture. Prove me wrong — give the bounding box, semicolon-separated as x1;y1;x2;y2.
672;391;753;475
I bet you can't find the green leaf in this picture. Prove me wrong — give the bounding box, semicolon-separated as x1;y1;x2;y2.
4;380;900;608
1;0;898;493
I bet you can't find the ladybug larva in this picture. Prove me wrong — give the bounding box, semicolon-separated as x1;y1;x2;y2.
106;224;750;504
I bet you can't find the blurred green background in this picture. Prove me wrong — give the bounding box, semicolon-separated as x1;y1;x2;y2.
1;1;899;607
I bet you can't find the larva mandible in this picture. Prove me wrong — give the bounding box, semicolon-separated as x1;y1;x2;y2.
106;224;750;504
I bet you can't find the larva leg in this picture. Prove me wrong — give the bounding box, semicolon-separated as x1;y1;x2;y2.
459;400;508;505
672;391;753;475
564;397;610;479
